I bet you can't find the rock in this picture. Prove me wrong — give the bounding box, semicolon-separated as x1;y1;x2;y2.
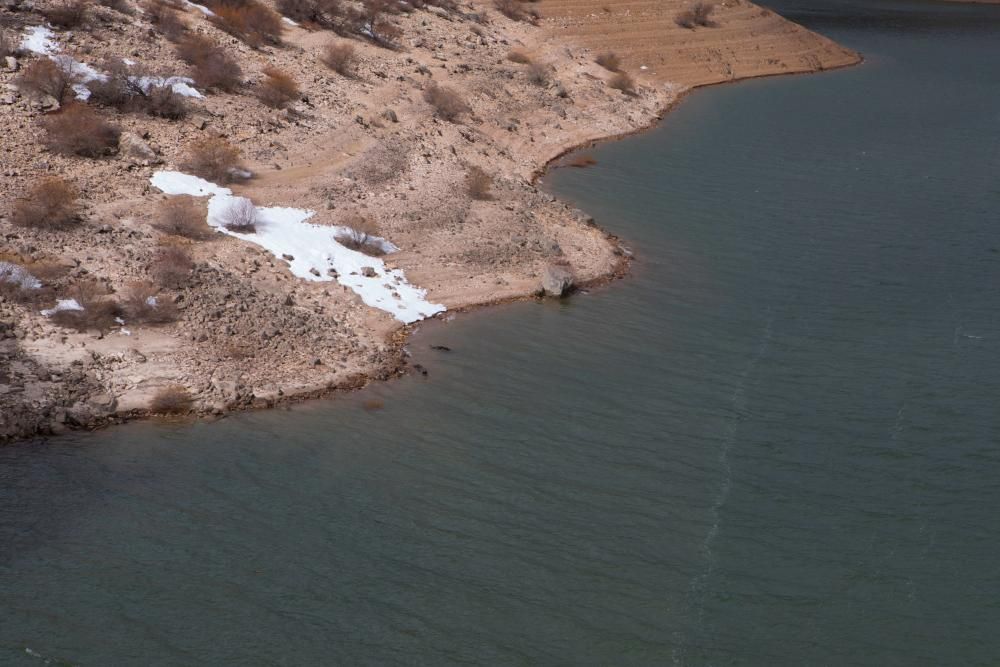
282;253;294;261
541;265;574;298
0;93;15;105
309;267;320;277
381;109;399;123
119;132;159;166
361;266;377;278
3;57;18;72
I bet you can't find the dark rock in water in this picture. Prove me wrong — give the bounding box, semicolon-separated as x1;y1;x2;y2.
430;345;451;352
412;363;428;376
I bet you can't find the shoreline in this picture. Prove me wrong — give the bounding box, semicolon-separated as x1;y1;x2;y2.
0;1;860;443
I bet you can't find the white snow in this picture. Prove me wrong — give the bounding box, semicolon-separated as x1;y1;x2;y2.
282;17;299;26
135;75;204;99
0;262;42;290
184;0;216;15
41;299;83;317
20;26;58;55
149;171;446;324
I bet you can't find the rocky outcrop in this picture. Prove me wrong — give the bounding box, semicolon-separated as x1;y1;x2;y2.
541;264;575;297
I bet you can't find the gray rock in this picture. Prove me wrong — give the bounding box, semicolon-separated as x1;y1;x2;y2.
3;57;18;72
381;108;399;123
119;132;159;166
361;266;377;278
541;265;574;298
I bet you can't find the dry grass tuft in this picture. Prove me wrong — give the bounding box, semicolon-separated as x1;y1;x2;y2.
123;281;178;323
595;51;621;72
506;49;531;64
676;1;715;28
423;83;469;122
154;196;211;239
182;138;246;184
49;281;123;332
335;216;385;256
42;104;121;157
608;71;637;95
320;41;355;76
177;34;243;92
256;67;299;109
219;197;258;233
466;165;493;201
15;59;74;102
10;177;81;229
151;243;193;288
45;0;89;28
209;0;283;48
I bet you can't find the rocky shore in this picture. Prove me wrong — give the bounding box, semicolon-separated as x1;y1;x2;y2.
0;0;859;441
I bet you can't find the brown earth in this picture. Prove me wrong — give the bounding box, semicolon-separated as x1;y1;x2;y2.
0;0;859;441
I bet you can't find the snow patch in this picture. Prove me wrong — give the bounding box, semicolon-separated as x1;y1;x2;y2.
149;171;446;324
20;26;58;56
184;0;217;15
0;262;42;290
135;75;204;99
41;299;83;317
282;16;299;26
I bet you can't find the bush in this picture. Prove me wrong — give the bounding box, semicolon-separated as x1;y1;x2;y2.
0;31;13;60
42;104;121;157
182;138;246;184
676;2;715;28
506;49;531;64
177;34;243;91
15;58;74;102
49;281;123;332
219;197;257;233
145;85;189;119
320;40;355;76
256;67;298;109
466;165;492;200
595;51;620;72
86;57;145;109
423;83;469;122
149;385;192;414
494;0;526;21
145;0;188;40
123;281;178;323
151;243;193;288
154;196;211;239
277;0;342;26
608;72;636;95
45;0;89;28
210;0;283;48
526;61;550;86
10;177;81;229
97;0;134;14
335;216;384;256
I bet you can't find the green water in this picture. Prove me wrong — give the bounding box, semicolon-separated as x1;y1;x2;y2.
2;1;999;664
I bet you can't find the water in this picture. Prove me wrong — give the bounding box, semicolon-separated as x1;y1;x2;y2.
3;2;1000;664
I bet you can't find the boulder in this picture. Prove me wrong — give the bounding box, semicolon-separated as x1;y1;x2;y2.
541;264;574;298
361;266;377;278
118;132;159;166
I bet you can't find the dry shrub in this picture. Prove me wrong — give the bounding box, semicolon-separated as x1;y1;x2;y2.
49;281;123;332
149;385;192;414
0;258;56;306
595;51;620;72
177;34;243;92
15;58;74;102
277;0;342;26
335;216;385;256
42;104;121;157
154;196;211;239
494;0;527;22
151;243;193;288
145;85;189;119
466;165;493;201
256;67;298;109
210;0;283;48
0;31;14;60
506;49;531;64
45;0;90;28
320;40;355;76
423;83;469;122
182;138;246;184
608;72;636;95
86;57;144;109
676;1;715;28
123;281;178;323
97;0;134;14
526;61;550;86
145;0;188;40
10;177;81;229
219;197;257;233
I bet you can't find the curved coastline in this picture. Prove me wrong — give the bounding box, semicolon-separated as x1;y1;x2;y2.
1;5;862;442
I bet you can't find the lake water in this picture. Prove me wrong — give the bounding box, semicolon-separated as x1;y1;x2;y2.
3;1;999;664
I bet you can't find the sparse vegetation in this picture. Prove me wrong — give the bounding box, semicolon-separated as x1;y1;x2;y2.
86;57;144;109
608;71;636;95
595;51;621;72
44;0;89;28
146;85;189;119
423;83;469;122
506;49;531;64
335;216;385;256
177;34;243;92
320;40;355;76
15;59;74;102
277;0;342;25
219;197;258;233
676;2;715;29
356;0;403;48
209;0;283;48
256;67;299;109
151;243;193;288
10;177;81;229
145;0;188;41
494;0;530;22
123;281;178;323
149;385;192;414
154;196;211;239
42;104;121;157
466;165;493;200
182;138;246;184
0;30;14;60
526;61;550;86
49;281;123;332
97;0;134;14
